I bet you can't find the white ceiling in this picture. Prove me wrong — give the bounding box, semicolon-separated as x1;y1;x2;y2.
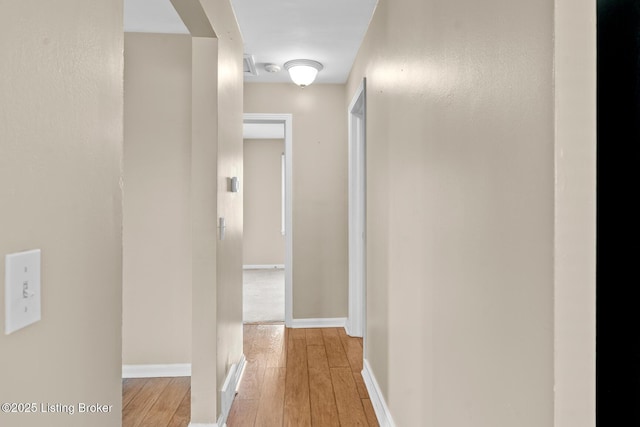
124;0;378;84
124;0;189;34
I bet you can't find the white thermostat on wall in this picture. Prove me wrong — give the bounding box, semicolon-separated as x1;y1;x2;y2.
5;249;41;335
230;176;240;193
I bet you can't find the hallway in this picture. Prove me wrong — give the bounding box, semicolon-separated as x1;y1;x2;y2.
122;324;378;426
229;324;377;426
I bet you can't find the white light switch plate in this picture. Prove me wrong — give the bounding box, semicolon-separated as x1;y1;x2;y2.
5;249;41;334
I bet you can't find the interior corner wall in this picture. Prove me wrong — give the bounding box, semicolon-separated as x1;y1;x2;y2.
244;83;348;319
123;33;192;365
243;138;286;266
346;0;556;425
0;1;123;426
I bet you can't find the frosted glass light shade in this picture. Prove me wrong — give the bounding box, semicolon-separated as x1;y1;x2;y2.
284;59;323;87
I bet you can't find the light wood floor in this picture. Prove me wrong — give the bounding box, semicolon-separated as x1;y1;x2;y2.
122;376;190;426
122;324;378;427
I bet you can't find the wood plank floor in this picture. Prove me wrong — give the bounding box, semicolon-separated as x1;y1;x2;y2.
122;325;378;427
122;377;190;427
228;324;377;427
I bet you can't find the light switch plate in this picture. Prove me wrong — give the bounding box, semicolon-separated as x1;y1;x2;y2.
5;249;41;334
219;217;226;240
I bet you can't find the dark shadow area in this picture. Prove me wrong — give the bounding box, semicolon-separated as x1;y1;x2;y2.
597;0;640;424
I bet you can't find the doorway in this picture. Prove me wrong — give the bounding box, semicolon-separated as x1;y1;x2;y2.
243;136;285;322
243;113;293;326
347;80;366;339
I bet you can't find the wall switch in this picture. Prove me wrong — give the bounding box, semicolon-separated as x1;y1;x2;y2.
219;217;226;240
5;249;41;334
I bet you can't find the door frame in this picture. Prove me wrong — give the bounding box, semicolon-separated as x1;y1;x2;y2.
243;113;293;326
347;79;366;339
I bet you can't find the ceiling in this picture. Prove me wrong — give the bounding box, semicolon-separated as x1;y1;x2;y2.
124;0;378;84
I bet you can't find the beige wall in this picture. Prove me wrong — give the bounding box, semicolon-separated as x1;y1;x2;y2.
189;35;220;423
0;1;123;426
174;0;245;422
244;84;348;319
213;6;244;416
554;0;596;425
123;33;192;365
346;0;571;425
243;139;285;265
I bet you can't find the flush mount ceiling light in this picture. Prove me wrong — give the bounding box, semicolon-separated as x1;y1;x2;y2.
284;59;323;87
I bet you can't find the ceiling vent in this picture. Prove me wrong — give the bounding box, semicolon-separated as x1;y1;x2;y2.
243;54;258;77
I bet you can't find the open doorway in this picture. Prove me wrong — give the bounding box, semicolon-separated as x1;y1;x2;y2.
347;80;366;339
243;135;285;322
243;114;293;326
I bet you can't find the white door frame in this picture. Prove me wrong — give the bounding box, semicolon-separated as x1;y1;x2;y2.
243;113;293;327
347;80;366;338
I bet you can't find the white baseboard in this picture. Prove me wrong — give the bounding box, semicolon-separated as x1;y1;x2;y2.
122;363;191;378
362;359;395;427
187;355;245;427
217;354;247;427
243;264;284;270
290;317;347;329
344;323;364;338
